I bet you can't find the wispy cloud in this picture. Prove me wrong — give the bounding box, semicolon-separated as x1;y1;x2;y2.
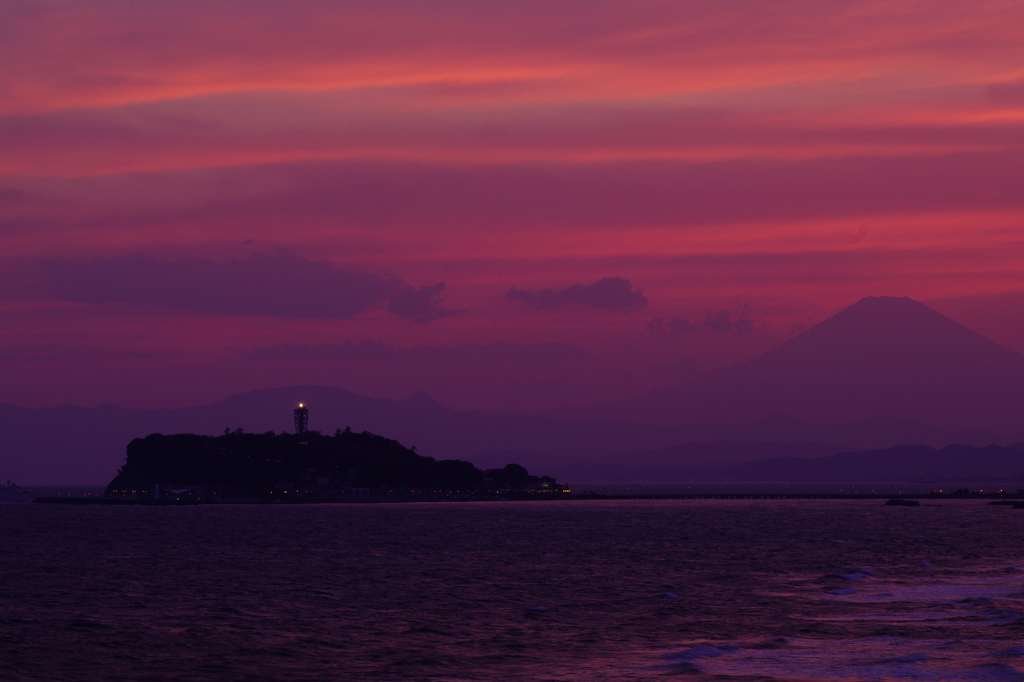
506;277;648;311
248;339;591;364
704;304;753;335
647;317;695;335
35;252;455;321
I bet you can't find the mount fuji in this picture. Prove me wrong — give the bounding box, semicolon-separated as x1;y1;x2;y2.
560;296;1024;434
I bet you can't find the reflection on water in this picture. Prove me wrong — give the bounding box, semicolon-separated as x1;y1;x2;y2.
648;563;1024;681
1;499;1022;681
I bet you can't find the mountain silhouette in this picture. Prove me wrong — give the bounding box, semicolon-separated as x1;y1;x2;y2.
562;296;1024;432
5;297;1024;485
713;443;1024;483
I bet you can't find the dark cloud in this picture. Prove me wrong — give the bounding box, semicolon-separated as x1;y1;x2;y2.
647;316;694;335
704;305;753;335
248;339;591;364
36;252;455;321
386;282;462;323
506;277;647;311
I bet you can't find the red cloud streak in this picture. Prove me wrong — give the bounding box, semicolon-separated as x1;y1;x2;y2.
0;0;1022;410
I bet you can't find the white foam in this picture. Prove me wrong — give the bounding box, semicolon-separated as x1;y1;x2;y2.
880;653;932;663
639;564;1024;681
669;637;1024;682
821;577;1024;604
663;644;734;661
826;587;858;595
649;644;739;673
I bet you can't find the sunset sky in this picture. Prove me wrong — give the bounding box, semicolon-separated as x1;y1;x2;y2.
2;0;1023;411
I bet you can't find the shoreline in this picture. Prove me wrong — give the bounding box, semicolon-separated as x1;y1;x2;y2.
31;491;1024;505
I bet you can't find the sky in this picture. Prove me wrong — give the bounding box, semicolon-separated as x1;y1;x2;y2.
2;0;1023;412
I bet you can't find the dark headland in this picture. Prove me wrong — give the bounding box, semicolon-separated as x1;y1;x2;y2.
38;427;568;504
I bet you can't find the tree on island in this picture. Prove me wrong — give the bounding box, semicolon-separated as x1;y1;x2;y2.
483;463;560;491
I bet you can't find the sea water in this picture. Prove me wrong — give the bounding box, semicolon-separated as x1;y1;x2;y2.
2;499;1023;681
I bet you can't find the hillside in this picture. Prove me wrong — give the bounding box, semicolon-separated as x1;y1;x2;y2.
6;297;1024;485
563;297;1024;432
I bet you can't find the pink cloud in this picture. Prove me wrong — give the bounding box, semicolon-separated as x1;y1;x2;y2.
2;0;1024;411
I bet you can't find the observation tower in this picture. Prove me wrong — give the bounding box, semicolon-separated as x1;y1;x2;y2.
294;403;308;434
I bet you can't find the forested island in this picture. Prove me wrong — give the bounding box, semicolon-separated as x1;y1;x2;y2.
103;428;566;502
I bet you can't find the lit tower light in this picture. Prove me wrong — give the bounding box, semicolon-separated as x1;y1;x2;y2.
294;402;308;435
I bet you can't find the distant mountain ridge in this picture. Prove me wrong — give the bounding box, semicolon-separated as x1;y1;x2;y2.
4;296;1024;485
477;443;1024;485
470;441;843;483
558;296;1024;432
3;389;1016;485
713;443;1024;483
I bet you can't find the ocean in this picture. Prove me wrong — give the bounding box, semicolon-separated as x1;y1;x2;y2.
2;499;1023;681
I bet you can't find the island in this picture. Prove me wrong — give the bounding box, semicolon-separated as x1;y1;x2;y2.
100;427;568;503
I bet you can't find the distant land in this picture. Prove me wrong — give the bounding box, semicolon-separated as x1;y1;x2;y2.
3;296;1024;486
103;430;563;502
662;443;1024;484
556;296;1024;432
470;443;1024;488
